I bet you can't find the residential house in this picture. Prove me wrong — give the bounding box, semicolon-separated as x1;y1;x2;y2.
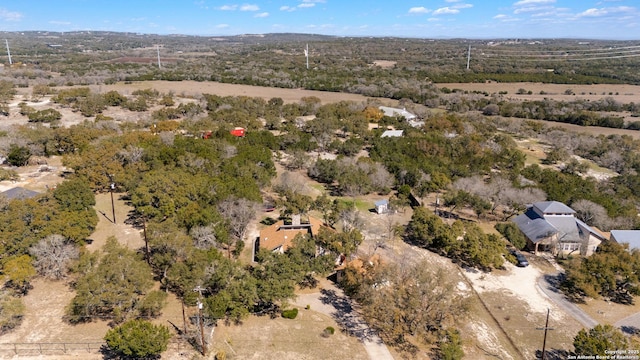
512;201;605;256
610;230;640;251
378;106;424;128
253;215;326;261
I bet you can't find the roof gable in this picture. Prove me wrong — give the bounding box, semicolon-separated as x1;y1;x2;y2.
533;201;576;215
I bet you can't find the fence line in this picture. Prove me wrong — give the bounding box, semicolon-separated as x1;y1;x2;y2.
0;342;105;356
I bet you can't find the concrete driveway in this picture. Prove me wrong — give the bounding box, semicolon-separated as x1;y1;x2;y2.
537;273;598;328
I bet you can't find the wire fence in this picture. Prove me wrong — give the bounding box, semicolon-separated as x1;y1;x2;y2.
0;342;105;356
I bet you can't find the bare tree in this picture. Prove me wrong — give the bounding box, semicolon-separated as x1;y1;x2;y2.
572;199;611;229
218;197;259;241
189;225;217;250
29;234;79;280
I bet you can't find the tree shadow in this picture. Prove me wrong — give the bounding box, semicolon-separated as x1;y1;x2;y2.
620;325;640;335
536;348;570;360
318;288;380;344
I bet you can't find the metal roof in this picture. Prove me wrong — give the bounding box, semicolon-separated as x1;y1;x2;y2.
1;187;40;200
610;230;640;250
513;212;558;243
381;130;403;138
533;201;576;214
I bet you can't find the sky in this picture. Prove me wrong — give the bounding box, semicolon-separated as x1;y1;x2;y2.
0;0;639;40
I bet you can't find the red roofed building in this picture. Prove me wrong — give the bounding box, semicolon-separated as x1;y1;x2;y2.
253;215;326;261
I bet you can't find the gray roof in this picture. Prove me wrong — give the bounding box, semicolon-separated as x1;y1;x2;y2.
381;130;403;138
533;201;576;215
513;202;601;244
513;212;558;243
378;106;417;120
611;230;640;250
374;199;389;207
2;187;40;200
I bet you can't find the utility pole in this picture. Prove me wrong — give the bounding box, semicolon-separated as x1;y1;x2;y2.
193;285;207;356
536;308;554;360
5;39;12;65
142;213;149;264
304;43;309;70
109;181;116;224
156;45;161;69
466;44;471;70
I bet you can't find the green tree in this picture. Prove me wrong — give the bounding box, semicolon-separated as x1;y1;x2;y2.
6;144;31;167
1;255;36;294
104;319;171;358
573;324;628;356
67;238;154;323
0;291;25;334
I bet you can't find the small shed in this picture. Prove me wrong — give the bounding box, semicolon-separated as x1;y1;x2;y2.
374;199;389;214
381;130;403;138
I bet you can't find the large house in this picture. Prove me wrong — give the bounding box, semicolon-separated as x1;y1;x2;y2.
253;215;326;261
512;201;606;256
378;106;424;128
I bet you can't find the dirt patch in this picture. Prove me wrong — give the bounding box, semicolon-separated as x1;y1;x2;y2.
211;308;368;360
371;60;396;69
437;82;640;103
87;192;144;253
97;80;378;105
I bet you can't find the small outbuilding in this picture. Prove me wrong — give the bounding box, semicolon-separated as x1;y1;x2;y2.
374;199;389;214
381;130;403;138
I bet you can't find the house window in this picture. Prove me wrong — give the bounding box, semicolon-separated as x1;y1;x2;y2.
560;242;580;252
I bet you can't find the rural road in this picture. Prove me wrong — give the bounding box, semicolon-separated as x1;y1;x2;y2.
537;273;598;328
294;284;395;360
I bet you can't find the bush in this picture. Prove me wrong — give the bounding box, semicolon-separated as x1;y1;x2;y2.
495;222;527;250
322;326;335;337
104;319;171;358
281;308;298;319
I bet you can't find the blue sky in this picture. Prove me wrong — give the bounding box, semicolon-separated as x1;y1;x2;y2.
1;0;639;39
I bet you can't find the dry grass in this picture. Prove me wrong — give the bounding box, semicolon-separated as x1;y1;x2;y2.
210;309;368;360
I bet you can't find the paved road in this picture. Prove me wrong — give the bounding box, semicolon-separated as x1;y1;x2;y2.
294;284;395;360
536;273;598;328
615;312;640;333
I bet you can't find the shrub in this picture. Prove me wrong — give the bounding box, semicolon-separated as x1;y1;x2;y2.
281;308;298;319
322;326;335;337
104;319;171;358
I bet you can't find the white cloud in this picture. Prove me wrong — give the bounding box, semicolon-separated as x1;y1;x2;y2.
408;7;431;14
514;5;553;14
0;8;23;21
453;3;473;9
433;7;460;15
216;24;229;28
514;0;555;5
219;5;237;10
298;3;316;8
493;14;508;19
240;4;259;11
280;6;295;12
577;6;635;17
254;12;269;18
445;0;461;2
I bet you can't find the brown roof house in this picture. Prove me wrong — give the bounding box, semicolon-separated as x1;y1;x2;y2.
512;201;606;256
253;214;326;261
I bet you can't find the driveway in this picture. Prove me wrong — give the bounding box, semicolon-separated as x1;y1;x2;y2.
294;283;394;360
537;273;598;328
